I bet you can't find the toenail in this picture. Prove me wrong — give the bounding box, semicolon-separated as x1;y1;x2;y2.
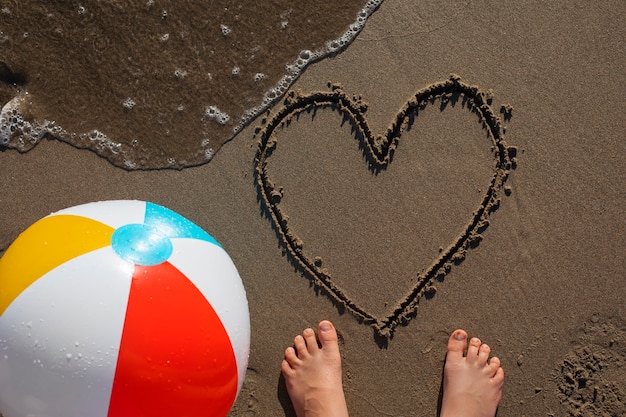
454;331;466;341
320;322;332;332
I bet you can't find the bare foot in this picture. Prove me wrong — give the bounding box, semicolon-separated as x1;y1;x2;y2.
440;330;505;417
281;321;349;417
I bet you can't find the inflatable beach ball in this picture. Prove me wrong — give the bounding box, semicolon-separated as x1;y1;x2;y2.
0;200;250;417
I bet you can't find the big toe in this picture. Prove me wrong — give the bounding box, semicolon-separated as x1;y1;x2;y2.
318;321;340;354
446;329;468;362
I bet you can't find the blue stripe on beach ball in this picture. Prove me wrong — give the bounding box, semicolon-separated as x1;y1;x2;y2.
144;202;221;247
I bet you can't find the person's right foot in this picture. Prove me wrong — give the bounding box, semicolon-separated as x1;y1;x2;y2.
440;330;504;417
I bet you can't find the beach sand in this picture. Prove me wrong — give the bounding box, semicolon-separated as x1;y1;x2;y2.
1;1;625;416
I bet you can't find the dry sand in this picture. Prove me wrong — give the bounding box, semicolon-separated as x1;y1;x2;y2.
1;1;625;416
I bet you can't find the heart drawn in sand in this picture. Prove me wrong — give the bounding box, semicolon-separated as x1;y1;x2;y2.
254;75;515;340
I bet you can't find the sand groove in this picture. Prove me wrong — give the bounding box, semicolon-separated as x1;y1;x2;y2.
255;75;515;341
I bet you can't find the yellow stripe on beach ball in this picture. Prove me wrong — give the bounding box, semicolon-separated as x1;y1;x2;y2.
0;214;114;315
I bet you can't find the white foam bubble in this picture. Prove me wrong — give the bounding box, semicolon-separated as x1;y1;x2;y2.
79;129;123;155
0;94;46;147
174;68;187;79
220;24;231;36
121;97;136;110
124;159;138;169
204;105;230;125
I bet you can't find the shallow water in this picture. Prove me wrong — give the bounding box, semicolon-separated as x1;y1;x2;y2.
0;0;383;169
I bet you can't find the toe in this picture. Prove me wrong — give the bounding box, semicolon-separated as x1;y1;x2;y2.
487;356;501;377
467;337;481;363
318;321;341;358
285;347;300;366
446;329;468;362
493;366;505;386
294;334;308;357
302;328;319;354
281;359;295;377
478;343;491;365
318;321;340;354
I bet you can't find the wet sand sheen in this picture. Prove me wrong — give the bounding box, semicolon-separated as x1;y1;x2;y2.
0;0;380;169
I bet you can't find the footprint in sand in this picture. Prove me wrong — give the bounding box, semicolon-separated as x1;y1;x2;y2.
555;314;626;417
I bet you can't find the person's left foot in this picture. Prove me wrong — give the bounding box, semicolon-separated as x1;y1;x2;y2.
281;320;350;417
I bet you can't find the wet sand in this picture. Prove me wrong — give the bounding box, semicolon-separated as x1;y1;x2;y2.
1;1;625;416
1;0;377;168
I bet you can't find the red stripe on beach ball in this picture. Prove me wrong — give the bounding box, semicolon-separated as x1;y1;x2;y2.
107;262;238;417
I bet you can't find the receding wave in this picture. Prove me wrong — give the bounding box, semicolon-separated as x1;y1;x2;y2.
0;0;384;169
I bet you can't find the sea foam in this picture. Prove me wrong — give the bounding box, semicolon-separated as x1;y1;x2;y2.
0;0;385;169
